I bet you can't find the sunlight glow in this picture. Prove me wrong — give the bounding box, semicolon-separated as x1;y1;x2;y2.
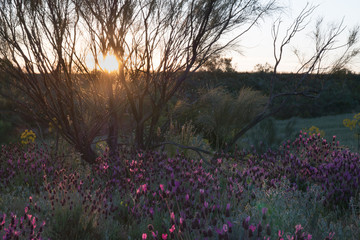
98;54;119;73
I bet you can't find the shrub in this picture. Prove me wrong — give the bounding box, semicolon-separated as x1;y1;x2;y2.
174;87;267;150
48;205;101;240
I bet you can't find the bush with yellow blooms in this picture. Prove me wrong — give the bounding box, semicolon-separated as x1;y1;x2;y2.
302;126;325;138
20;129;36;145
343;113;360;132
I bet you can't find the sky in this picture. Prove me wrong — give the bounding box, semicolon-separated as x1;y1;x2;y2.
231;0;360;73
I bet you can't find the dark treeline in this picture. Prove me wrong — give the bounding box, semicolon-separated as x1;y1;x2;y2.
181;70;360;119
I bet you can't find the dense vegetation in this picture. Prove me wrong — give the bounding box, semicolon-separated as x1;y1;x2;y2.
1;131;360;239
182;70;360;119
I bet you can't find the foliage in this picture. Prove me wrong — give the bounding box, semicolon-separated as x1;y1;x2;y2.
161;120;212;158
183;71;360;121
200;55;236;73
0;120;14;145
174;87;267;150
20;129;36;145
254;62;274;73
343;113;360;151
2;136;358;239
302;126;325;138
238;117;282;153
48;205;101;240
343;113;360;132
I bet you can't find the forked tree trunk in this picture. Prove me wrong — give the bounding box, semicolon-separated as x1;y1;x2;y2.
77;144;97;164
135;123;145;149
107;116;119;159
107;88;119;159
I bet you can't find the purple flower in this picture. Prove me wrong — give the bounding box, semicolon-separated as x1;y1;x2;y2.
242;216;250;230
248;225;256;238
222;224;228;232
225;203;230;217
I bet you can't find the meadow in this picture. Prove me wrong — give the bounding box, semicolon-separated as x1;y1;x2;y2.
1;0;360;239
1;112;360;239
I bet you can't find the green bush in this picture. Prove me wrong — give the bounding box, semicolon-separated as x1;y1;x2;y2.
174;87;267;150
48;205;101;240
0;120;15;144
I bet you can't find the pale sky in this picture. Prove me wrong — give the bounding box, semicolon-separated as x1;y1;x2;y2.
231;0;360;73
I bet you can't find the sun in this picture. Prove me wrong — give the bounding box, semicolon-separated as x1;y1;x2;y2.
98;53;119;73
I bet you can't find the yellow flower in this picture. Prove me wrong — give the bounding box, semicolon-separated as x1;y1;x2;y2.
96;140;108;153
302;126;325;137
354;113;360;120
20;129;36;145
351;119;357;129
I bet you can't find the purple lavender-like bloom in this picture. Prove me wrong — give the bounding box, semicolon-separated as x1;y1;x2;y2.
225;203;230;217
242;216;250;230
248;225;256;238
262;207;268;220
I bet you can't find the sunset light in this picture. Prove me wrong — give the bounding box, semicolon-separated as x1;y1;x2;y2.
98;54;119;73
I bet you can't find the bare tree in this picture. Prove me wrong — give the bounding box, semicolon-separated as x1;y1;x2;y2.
0;0;279;161
225;4;360;151
76;0;277;149
0;0;115;163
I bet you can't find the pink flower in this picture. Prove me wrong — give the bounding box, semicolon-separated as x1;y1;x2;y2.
141;184;147;193
159;184;164;191
223;224;228;232
185;194;189;201
295;224;303;233
1;214;6;225
102;162;109;170
142;233;147;239
262;207;268;216
162;233;168;239
248;225;256;238
149;208;154;216
169;225;175;233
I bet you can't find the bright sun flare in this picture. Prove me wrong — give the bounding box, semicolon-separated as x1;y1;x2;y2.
98;54;119;72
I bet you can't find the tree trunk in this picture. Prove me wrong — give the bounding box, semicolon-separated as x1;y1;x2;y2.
135;123;144;149
78;144;97;164
107;115;118;159
145;108;161;149
107;90;118;159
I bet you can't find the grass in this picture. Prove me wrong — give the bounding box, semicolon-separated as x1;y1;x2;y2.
237;112;360;153
276;113;359;151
